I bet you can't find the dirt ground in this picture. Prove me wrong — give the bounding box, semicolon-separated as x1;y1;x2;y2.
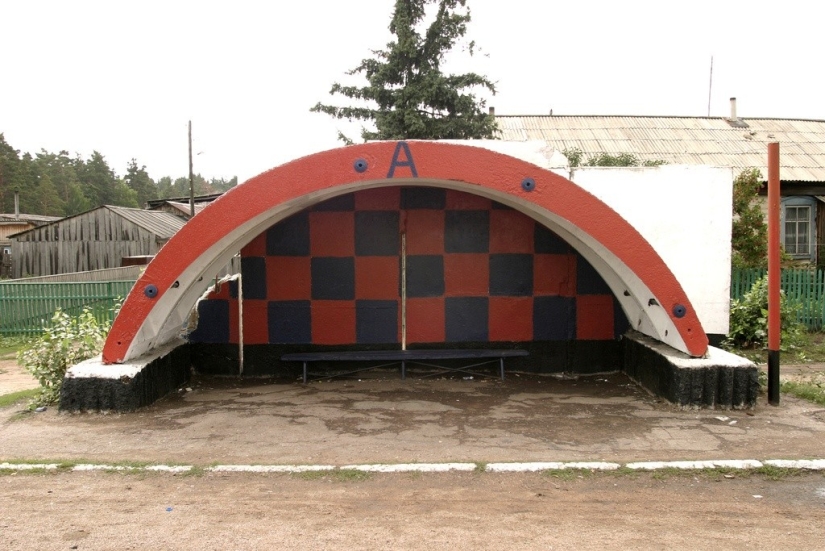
0;357;37;396
2;470;824;550
2;359;825;550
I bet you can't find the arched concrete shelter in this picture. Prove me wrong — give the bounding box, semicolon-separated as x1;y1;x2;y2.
63;141;757;411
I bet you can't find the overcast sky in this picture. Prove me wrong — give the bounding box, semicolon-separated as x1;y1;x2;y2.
1;0;821;183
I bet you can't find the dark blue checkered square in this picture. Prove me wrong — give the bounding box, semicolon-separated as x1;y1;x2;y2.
533;296;576;340
356;300;398;344
489;254;533;296
311;257;355;300
268;301;311;344
406;255;445;297
313;193;355;211
534;225;570;254
445;210;489;253
241;256;267;299
267;212;310;256
445;297;488;342
188;300;229;343
355;211;400;256
576;255;612;295
614;296;630;337
401;188;446;209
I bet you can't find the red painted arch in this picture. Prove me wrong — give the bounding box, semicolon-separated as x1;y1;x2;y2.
103;141;708;363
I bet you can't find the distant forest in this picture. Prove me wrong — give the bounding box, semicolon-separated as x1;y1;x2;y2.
0;133;237;217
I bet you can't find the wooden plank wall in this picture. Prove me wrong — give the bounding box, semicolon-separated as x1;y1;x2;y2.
11;209;162;278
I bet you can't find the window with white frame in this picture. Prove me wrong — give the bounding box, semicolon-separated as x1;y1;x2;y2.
782;199;814;259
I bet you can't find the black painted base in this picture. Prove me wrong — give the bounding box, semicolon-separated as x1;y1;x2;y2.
58;333;758;412
190;340;624;378
622;332;758;408
60;343;191;412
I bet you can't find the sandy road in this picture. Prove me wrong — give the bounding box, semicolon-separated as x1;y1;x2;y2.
2;470;824;551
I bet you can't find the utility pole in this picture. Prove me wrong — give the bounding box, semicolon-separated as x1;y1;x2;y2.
767;142;781;405
188;120;195;217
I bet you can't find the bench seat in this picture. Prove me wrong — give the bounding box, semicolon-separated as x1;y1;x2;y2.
281;349;528;383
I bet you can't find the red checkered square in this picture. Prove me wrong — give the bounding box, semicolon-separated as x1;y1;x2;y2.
241;233;267;257
266;256;311;300
241;300;270;344
311;300;357;344
576;295;615;340
405;210;444;255
208;278;233;300
354;187;401;210
356;256;400;299
445;190;492;210
489;297;533;342
489;210;535;254
534;254;576;296
406;297;445;343
444;254;489;297
310;211;354;257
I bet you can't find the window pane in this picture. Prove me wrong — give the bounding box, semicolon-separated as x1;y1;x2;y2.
785;221;796;252
786;207;798;222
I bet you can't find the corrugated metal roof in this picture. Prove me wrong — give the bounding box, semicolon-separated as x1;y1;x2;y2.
106;206;185;238
495;115;825;181
162;201;208;217
0;214;61;224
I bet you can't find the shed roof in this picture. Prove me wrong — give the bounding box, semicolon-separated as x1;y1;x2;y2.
104;206;186;238
8;205;186;239
0;214;61;225
495;115;825;182
151;200;209;217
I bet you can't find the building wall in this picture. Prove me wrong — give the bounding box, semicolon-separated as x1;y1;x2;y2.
1;222;35;245
570;165;733;336
11;210;161;278
189;187;628;374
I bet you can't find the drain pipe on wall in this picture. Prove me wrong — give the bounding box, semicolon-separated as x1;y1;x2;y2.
767;142;780;405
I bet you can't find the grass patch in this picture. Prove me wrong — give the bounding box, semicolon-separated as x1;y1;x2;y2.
753;465;805;481
294;468;371;482
541;468;595;481
181;465;206;477
0;388;40;408
0;336;32;358
474;462;487;473
725;330;825;363
781;380;825;406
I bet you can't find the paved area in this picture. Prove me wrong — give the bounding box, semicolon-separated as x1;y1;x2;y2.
1;370;824;465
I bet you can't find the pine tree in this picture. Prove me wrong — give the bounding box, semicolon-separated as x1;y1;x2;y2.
311;0;497;142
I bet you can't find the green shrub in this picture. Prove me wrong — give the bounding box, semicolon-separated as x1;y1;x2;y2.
725;276;805;350
17;308;108;408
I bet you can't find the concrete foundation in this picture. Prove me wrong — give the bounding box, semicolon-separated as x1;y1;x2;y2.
60;339;191;412
622;331;758;408
59;333;758;412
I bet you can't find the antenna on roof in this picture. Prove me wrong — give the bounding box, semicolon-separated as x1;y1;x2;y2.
707;55;714;117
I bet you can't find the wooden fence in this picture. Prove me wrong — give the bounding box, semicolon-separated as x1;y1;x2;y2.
4;268;824;337
0;280;136;336
731;268;825;330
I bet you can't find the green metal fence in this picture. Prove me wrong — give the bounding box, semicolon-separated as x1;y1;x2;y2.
0;281;136;336
731;268;825;330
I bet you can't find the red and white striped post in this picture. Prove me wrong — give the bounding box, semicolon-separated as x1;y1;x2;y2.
767;142;781;406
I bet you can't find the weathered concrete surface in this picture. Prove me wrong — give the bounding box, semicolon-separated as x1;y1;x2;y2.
623;332;758;408
60;340;190;412
3;371;823;466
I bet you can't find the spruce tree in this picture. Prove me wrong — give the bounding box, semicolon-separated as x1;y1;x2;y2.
311;0;497;142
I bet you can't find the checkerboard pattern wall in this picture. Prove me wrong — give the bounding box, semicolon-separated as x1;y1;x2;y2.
188;187;629;345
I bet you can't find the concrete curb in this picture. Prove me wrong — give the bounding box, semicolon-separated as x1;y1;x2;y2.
2;459;825;474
